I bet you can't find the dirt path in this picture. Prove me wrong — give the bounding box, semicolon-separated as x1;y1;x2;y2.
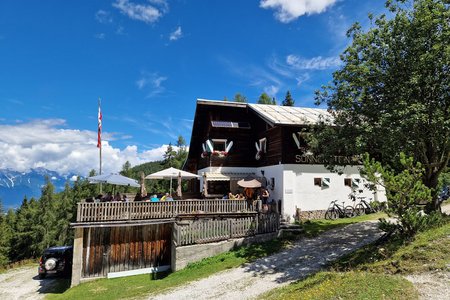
403;203;450;300
405;272;450;300
149;221;384;300
0;265;63;300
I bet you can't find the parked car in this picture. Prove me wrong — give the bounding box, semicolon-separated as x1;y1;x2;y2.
440;186;449;201
38;246;73;279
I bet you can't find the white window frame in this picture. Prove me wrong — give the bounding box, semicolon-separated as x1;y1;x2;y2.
212;139;227;151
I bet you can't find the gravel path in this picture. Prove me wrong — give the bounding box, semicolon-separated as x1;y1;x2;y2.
403;203;450;300
405;272;450;300
0;265;63;300
149;221;384;300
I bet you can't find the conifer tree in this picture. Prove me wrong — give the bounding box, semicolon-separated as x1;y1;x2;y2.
35;177;57;252
257;92;273;104
233;93;247;103
163;143;176;167
55;183;76;245
282;91;295;106
0;200;11;265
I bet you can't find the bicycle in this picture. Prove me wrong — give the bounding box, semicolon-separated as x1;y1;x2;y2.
350;194;375;215
325;200;354;220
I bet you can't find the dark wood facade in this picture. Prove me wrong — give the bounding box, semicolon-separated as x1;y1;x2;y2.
185;100;312;173
82;223;172;278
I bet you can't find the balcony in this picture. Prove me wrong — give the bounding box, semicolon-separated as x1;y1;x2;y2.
75;199;252;224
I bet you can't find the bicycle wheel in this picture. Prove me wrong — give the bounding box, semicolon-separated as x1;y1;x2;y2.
344;206;354;218
354;204;365;216
325;208;338;220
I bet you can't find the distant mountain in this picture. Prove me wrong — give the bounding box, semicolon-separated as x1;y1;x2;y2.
0;168;78;210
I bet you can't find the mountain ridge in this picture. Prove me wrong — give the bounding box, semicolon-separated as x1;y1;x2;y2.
0;168;79;210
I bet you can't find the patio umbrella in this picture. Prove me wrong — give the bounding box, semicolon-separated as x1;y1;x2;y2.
237;176;262;188
202;173;208;197
140;171;147;197
176;172;182;198
145;167;200;195
88;173;140;187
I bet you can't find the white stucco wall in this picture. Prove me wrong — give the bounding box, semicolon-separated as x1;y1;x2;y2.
197;164;387;220
281;164;386;219
256;165;284;211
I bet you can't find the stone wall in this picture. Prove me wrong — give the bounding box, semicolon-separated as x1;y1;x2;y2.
171;232;277;271
296;209;327;220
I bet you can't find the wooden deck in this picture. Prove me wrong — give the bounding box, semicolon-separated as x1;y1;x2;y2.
76;199;251;223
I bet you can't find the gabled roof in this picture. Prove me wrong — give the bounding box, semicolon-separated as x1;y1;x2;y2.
197;98;247;108
194;99;331;126
248;103;331;126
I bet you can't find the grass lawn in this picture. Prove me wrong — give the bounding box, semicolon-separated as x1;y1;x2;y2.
299;211;386;237
259;215;450;300
262;271;418;300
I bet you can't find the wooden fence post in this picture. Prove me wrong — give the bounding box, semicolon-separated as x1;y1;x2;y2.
71;227;83;287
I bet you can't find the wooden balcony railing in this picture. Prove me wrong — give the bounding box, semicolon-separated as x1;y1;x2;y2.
76;200;250;223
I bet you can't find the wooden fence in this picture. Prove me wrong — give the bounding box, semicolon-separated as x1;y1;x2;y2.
173;213;279;246
77;200;250;223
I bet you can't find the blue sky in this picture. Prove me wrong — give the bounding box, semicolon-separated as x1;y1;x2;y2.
0;0;386;176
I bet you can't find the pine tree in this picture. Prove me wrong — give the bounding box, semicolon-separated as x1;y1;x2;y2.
121;161;132;177
35;177;57;252
233;93;247;103
55;183;76;245
257;92;273;104
282;91;295;106
0;200;11;265
10;197;40;260
163;143;176;167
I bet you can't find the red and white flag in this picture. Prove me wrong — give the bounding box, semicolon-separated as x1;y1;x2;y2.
97;100;102;148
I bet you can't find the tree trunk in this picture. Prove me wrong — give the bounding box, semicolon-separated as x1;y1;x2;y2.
423;169;440;213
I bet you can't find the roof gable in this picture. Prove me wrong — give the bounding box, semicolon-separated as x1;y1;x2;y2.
248;104;331;126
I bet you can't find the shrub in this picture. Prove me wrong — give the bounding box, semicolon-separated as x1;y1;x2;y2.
363;153;443;237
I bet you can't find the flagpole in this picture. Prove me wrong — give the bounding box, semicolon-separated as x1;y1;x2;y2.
98;98;103;194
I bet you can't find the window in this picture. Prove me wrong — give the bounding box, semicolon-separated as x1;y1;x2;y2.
212;139;227;151
211;121;251;129
259;138;267;153
314;178;322;186
315;177;330;187
344;178;352;187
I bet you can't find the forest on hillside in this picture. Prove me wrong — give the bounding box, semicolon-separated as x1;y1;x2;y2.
0;138;188;266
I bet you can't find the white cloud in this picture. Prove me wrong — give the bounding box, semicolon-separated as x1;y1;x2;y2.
260;0;336;23
94;33;106;39
95;10;113;23
264;85;279;97
286;54;341;70
169;26;182;41
0;119;169;176
113;0;168;24
116;25;125;35
220;57;283;99
295;73;311;86
136;71;168;97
